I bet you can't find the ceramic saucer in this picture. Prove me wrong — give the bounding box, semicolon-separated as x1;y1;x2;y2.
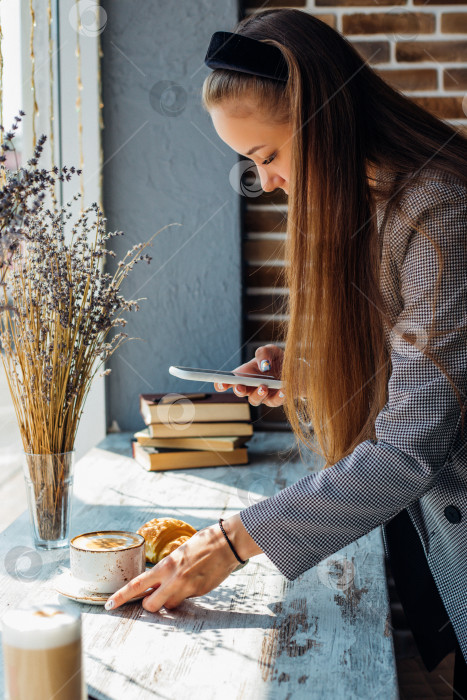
54;566;154;606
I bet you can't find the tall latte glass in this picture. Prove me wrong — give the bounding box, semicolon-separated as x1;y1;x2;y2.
1;604;86;700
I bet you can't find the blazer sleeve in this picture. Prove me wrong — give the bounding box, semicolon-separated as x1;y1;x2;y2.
240;178;467;581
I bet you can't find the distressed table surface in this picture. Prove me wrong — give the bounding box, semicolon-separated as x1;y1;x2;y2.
0;431;399;700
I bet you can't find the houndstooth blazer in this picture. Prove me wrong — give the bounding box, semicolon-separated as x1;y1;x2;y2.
240;166;467;662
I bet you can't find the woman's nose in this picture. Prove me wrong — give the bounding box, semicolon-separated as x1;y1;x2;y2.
261;180;275;193
257;168;281;193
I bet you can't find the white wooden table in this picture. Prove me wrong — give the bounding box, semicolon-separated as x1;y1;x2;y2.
0;431;399;699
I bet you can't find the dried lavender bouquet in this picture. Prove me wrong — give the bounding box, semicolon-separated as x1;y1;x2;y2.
0;116;177;542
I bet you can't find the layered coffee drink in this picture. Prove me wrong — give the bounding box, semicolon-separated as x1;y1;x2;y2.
1;604;85;700
71;531;142;551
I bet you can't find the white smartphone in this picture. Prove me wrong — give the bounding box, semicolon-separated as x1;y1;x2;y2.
168;365;283;390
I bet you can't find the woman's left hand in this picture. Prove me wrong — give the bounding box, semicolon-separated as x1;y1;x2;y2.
105;523;240;612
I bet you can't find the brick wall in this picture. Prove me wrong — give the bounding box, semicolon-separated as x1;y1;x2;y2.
241;0;467;429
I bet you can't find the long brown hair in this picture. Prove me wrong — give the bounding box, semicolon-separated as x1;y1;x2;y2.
202;8;467;467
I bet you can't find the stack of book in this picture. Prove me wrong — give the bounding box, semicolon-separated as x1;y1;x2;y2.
132;392;253;471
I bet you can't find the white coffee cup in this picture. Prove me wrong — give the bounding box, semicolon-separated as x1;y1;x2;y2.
70;530;146;594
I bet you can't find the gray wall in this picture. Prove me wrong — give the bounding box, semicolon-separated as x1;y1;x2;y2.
101;1;242;431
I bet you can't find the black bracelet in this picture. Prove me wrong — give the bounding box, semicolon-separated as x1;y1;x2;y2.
218;518;247;565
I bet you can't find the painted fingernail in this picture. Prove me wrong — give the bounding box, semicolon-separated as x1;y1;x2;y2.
278;391;285;398
260;360;271;372
218;383;224;390
105;599;115;610
258;386;266;395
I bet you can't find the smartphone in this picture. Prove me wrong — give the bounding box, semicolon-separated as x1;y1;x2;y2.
168;365;283;390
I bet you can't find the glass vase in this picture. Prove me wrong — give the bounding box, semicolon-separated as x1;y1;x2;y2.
23;451;75;550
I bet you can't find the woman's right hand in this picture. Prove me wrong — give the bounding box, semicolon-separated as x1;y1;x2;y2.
214;344;285;407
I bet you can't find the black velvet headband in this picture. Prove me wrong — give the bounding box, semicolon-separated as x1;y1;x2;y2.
204;31;288;83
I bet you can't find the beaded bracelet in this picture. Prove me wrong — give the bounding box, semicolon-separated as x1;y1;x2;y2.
218;518;247;565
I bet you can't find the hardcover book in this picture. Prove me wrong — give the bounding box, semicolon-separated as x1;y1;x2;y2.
140;392;251;425
134;428;250;452
132;440;249;471
146;421;254;438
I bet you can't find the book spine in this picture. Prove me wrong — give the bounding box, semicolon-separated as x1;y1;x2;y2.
148;406;250;424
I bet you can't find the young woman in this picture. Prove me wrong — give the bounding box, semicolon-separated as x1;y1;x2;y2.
107;8;467;692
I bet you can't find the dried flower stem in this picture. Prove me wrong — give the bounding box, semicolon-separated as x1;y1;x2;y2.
0;116;181;540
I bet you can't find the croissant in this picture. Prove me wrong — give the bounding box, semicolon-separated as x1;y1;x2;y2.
137;517;197;564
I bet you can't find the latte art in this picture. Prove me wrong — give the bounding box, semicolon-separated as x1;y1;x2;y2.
72;531;142;551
